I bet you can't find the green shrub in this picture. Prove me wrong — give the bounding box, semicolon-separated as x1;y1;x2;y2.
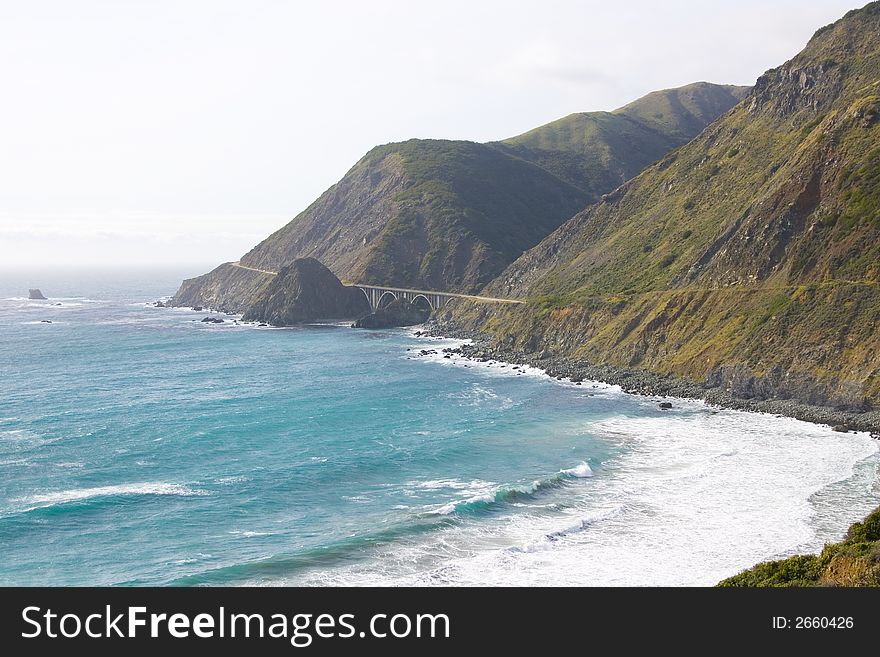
659;254;677;268
845;507;880;543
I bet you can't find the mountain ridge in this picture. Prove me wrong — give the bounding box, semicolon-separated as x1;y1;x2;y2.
447;1;880;411
493;82;749;192
172;82;746;312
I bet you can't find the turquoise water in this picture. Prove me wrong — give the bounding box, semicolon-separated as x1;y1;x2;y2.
1;269;879;586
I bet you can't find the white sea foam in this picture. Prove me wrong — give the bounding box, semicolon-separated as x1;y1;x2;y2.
433;479;546;516
561;462;593;478
409;336;619;393
0;458;33;467
15;482;208;511
215;475;248;485
435;492;497;516
409;478;494;491
271;410;879;587
0;428;59;452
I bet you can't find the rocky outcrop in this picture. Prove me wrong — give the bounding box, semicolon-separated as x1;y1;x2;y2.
28;289;47;300
241;258;370;326
353;299;430;329
172;263;272;312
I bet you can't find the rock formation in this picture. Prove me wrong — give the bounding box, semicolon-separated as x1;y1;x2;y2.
241;258;370;326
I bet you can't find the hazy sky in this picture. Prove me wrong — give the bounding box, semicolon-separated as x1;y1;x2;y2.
0;0;862;269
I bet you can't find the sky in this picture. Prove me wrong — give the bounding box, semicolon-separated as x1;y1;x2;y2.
0;0;863;270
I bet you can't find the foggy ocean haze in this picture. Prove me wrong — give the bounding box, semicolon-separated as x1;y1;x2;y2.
0;0;861;268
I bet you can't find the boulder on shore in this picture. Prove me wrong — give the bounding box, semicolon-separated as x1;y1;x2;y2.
28;289;47;300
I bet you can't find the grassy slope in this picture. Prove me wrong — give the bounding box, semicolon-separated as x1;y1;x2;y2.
462;2;880;410
719;505;880;586
493;82;749;194
173;84;745;308
241;139;591;293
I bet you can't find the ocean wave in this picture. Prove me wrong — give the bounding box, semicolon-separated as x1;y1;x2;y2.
513;505;626;553
408;478;495;491
167;516;457;586
433;462;594;516
561;462;593;478
13;482;208;512
52;297;107;304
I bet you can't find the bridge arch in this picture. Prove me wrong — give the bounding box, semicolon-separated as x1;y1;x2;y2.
411;294;434;312
377;290;398;310
357;286;373;310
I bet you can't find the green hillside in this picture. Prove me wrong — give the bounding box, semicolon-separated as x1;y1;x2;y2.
173;84;744;312
493;82;748;194
241;139;591;293
455;2;880;411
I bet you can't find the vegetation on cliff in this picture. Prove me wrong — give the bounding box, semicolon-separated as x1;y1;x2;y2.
172;84;744;310
461;2;880;411
494;82;748;193
719;505;880;586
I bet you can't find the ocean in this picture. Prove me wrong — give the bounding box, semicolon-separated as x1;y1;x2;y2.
1;268;878;586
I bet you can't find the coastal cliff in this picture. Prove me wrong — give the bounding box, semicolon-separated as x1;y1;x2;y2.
241;258;370;326
446;1;880;414
172;262;273;313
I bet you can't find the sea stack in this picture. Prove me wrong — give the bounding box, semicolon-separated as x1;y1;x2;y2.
241;258;370;326
28;289;47;300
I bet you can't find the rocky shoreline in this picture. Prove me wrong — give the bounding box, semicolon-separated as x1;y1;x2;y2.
424;319;880;437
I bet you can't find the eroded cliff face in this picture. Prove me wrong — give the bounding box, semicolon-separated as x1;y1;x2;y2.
451;2;880;411
241;258;370;326
172;263;272;313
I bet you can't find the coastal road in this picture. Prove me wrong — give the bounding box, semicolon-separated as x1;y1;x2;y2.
349;283;525;305
229;261;526;306
230;261;278;276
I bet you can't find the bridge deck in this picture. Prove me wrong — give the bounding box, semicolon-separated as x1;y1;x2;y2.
347;283;524;305
229;262;524;305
